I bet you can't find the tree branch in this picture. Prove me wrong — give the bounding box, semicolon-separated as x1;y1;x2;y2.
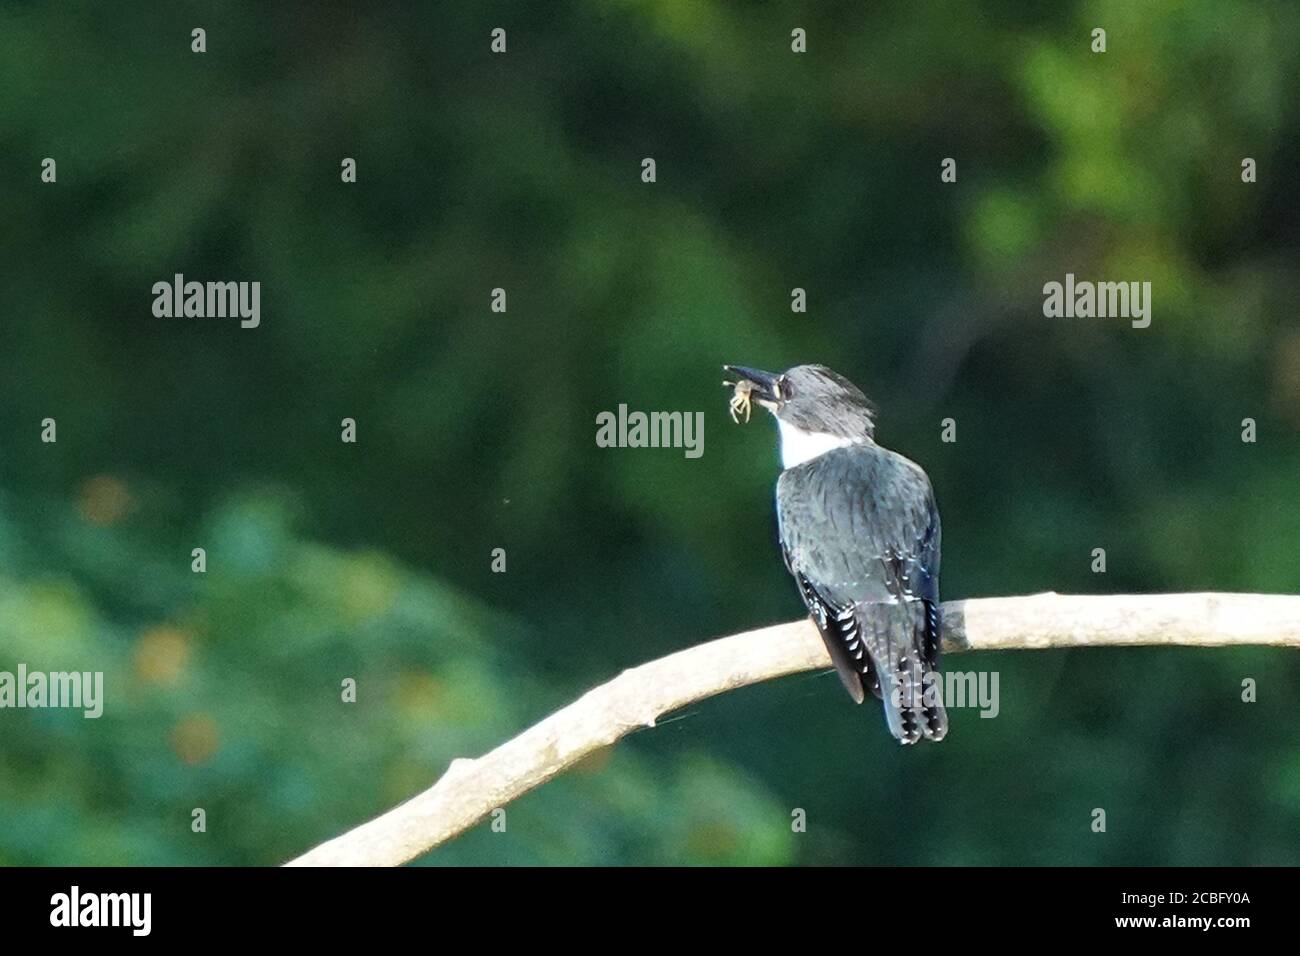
285;591;1300;866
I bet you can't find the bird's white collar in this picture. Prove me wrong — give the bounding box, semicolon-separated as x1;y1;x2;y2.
778;420;859;468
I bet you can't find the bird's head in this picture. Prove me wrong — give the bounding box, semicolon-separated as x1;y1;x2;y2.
723;364;876;467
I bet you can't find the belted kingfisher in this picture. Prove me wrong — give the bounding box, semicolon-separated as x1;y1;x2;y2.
724;364;948;744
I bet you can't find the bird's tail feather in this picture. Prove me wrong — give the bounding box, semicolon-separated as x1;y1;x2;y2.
919;600;948;741
864;602;947;745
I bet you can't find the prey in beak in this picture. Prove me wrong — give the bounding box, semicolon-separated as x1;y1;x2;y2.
726;379;755;423
722;365;783;423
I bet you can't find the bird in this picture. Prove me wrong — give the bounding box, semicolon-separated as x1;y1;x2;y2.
724;364;947;744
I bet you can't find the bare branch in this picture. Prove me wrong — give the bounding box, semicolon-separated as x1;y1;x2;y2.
285;592;1300;866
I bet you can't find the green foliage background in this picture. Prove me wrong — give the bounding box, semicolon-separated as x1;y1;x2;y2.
1;1;1298;865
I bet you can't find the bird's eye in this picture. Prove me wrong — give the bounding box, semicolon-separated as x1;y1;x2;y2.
777;376;793;400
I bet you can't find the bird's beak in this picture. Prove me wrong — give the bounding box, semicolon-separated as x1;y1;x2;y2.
722;365;781;403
